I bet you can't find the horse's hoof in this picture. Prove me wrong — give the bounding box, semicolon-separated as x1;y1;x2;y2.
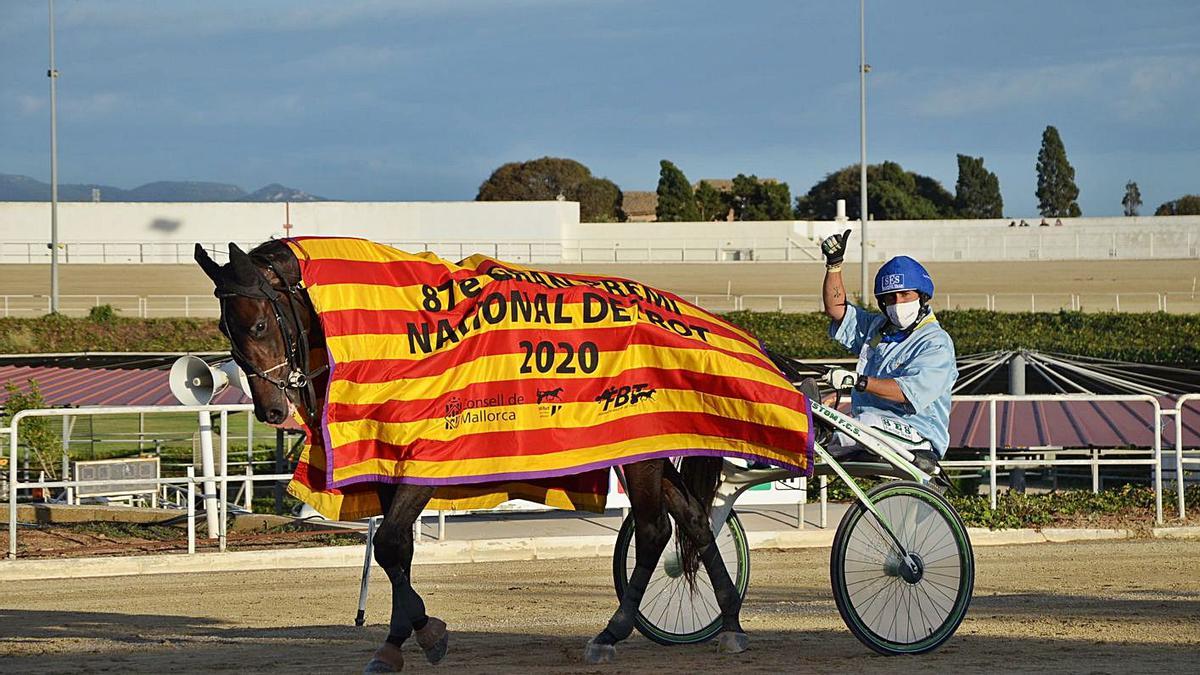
715;631;749;654
584;639;617;664
416;617;449;665
363;643;404;673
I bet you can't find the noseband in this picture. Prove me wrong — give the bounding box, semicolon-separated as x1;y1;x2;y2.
214;256;327;417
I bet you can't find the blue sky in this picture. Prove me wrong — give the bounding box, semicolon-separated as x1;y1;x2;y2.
2;0;1197;216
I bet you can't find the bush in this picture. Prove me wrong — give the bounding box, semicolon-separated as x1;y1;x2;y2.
88;304;118;323
1;310;1198;364
724;310;1200;364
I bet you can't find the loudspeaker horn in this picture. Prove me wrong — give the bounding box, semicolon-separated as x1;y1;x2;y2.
169;356;252;405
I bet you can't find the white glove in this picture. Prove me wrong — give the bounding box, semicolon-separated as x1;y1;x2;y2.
824;368;858;391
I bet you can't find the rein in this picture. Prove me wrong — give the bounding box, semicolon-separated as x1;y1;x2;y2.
214;255;327;417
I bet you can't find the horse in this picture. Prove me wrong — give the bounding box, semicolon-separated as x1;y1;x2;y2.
194;240;748;672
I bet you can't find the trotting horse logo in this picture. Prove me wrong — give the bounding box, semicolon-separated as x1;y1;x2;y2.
537;387;565;418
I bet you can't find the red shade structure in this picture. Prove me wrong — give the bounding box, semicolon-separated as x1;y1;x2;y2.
0;364;249;408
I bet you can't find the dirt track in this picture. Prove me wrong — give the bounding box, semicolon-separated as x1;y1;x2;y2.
2;539;1198;673
2;259;1195;296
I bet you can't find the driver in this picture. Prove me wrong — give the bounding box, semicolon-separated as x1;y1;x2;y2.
811;229;957;470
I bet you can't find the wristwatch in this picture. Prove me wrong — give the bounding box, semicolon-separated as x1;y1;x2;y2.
854;374;869;392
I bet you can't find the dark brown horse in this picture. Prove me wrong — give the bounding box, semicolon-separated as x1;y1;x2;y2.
195;240;745;672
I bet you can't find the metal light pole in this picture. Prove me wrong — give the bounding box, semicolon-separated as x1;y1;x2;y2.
48;0;61;314
858;0;869;302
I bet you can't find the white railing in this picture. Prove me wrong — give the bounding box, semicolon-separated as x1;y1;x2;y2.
4;395;1197;559
3;228;1198;265
946;395;1177;523
1;290;1191;318
5;404;262;559
0;294;220;318
0;240;565;265
715;292;1183;313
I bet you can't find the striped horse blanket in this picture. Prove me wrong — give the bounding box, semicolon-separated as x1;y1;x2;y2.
283;237;812;520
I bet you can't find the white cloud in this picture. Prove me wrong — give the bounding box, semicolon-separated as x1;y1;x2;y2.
17;95;46;115
42;0;619;38
908;55;1200;121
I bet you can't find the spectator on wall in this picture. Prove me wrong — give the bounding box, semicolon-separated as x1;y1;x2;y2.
1039;218;1049;227
1054;218;1063;226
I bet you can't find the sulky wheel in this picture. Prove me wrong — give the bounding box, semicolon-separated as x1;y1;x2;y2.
612;509;750;645
830;481;974;655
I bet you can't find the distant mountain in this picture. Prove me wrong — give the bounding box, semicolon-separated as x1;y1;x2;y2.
240;183;325;202
126;181;246;202
0;173;329;202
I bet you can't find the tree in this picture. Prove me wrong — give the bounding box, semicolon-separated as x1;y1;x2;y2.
1122;181;1142;217
954;154;1004;218
1154;195;1200;216
694;180;729;221
728;174;792;221
1035;125;1081;218
476;156;625;222
655;160;699;221
794;162;956;220
576;177;625;223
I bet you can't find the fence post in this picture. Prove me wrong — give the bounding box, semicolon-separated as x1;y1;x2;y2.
1175;407;1187;520
197;411;219;538
187;466;196;555
244;465;253;512
819;475;828;528
1091;449;1099;493
798;476;806;529
989;399;998;510
1154;406;1163;524
8;413;20;559
219;410;229;553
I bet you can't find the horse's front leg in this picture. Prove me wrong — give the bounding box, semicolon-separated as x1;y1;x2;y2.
585;461;672;664
660;463;747;653
364;484;445;674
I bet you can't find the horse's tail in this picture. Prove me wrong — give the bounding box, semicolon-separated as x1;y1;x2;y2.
675;456;724;589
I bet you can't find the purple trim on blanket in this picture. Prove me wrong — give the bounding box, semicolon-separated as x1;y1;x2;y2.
804;395;815;461
325;447;811;490
320;347;337;478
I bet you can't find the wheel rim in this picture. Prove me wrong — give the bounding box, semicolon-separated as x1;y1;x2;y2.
624;515;746;640
842;491;965;646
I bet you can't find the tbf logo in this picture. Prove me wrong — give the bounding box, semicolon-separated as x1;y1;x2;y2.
880;273;905;292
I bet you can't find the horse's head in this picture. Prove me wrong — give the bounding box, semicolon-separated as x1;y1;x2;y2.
194;241;325;426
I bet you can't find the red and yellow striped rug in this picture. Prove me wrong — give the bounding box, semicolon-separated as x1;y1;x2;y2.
283;237;812;520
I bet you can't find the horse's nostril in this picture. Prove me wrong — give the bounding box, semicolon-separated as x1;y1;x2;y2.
266;408;286;424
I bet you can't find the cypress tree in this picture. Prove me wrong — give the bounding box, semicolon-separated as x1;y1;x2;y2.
1035;126;1082;218
1121;180;1142;217
694;181;728;221
954;154;1004;218
655;160;699;222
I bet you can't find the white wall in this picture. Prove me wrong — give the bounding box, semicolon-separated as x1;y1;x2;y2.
2;200;1198;264
802;216;1200;262
0;200;578;263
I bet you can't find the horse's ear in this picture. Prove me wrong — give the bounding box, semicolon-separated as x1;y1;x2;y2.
228;243;259;286
194;244;223;284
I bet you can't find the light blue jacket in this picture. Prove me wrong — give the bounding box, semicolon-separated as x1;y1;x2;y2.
830;304;958;455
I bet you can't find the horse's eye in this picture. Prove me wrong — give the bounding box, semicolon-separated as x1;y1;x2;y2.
253;321;267;335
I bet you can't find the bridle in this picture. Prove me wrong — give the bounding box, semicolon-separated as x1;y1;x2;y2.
213;255;327;417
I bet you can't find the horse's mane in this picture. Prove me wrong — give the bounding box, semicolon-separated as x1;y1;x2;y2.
248;239;300;285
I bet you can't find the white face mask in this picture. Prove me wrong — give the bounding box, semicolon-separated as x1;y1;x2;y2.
885;299;921;330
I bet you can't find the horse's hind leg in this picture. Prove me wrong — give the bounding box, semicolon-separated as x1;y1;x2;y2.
660;462;747;653
364;483;444;673
585;461;672;664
